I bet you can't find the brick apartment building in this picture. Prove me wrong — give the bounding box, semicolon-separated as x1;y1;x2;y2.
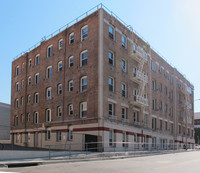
10;5;194;151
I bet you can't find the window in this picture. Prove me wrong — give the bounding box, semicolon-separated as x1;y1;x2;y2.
121;35;127;48
21;97;23;106
108;51;114;65
46;109;51;122
169;91;173;100
56;131;62;141
57;106;62;117
33;112;39;124
20;114;23;123
178;125;181;134
68;130;73;140
133;89;137;101
28;76;31;85
35;54;40;65
108;77;114;92
151;61;155;71
159;83;162;92
109;25;114;39
69;80;73;92
15;99;19;109
159;120;162;130
158;66;162;74
122;83;126;97
164;86;167;95
81;25;88;41
47;45;53;57
27;113;30;122
133;67;137;76
57;83;62;95
122;132;126;147
69;56;74;67
58;61;62;72
165;121;168;131
81;76;87;92
159;101;162;110
109;103;114;116
16;82;19;92
80;102;87;118
152;118;156;130
165;104;168;113
22;63;24;72
27;95;31;104
133;44;137;53
28;59;31;67
169;74;172;84
46;66;52;79
80;50;88;66
45;130;51;140
122;108;127;120
122;59;126;72
152;137;156;148
14;115;18;126
16;66;20;76
69;33;74;44
34;92;39;104
46;87;52;100
152;80;156;90
133;112;139;123
21;80;24;88
109;130;114;146
35;73;39;84
58;39;63;50
68;104;73;115
169;123;173;135
152;99;156;110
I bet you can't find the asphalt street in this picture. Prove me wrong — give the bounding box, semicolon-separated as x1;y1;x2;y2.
0;151;200;173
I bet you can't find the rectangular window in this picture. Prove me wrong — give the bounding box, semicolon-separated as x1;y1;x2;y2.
56;131;62;141
68;130;73;141
108;77;114;92
35;73;39;84
59;39;63;50
46;87;52;100
80;102;87;118
69;56;74;67
165;121;168;131
69;80;73;92
109;51;114;65
109;25;114;39
122;60;126;72
109;130;114;146
45;130;51;140
68;104;73;115
33;112;39;124
122;83;126;97
152;80;156;90
122;132;126;147
16;66;20;76
151;61;155;71
28;76;31;85
28;59;31;67
152;99;156;110
121;35;126;48
34;93;39;104
27;95;31;104
81;76;87;92
159;120;162;130
152;118;156;130
81;26;88;41
46;109;51;122
122;108;127;119
81;51;88;66
58;61;62;72
35;55;40;65
69;33;74;44
47;45;53;57
109;103;114;116
46;66;52;79
16;82;19;92
57;106;62;117
57;84;62;95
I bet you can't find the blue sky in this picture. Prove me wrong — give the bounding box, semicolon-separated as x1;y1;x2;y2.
0;0;200;112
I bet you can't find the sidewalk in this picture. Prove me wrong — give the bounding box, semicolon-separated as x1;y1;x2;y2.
0;149;195;168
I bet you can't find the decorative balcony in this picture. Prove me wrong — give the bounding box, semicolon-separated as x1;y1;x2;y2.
131;70;148;84
133;121;140;127
131;95;148;107
122;118;129;124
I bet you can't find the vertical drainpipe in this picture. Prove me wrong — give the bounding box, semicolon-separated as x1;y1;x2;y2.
98;8;104;150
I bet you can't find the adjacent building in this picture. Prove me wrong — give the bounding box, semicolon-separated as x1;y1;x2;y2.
0;102;10;142
10;5;194;151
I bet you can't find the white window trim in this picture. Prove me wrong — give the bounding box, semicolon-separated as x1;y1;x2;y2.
69;80;73;92
108;51;114;66
69;32;74;44
46;66;52;79
34;92;39;104
58;39;63;50
28;76;31;85
16;66;20;76
46;109;51;122
80;50;88;67
34;112;39;124
58;61;62;72
80;102;87;118
81;76;87;92
69;56;74;67
122;83;126;97
57;83;62;95
35;73;39;84
109;25;115;40
57;106;62;117
46;87;52;100
108;76;114;92
122;59;126;72
121;35;127;48
35;54;40;65
68;104;73;115
47;45;53;57
81;25;88;41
